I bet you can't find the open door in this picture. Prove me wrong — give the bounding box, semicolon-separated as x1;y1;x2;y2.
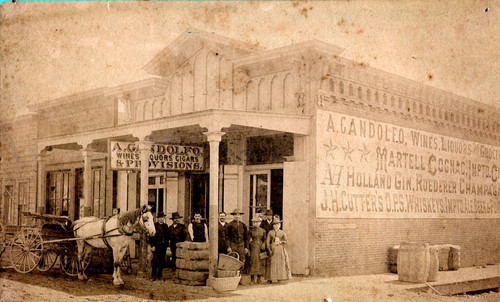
283;161;308;275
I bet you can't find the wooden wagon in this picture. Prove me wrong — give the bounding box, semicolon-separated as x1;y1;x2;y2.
5;212;91;276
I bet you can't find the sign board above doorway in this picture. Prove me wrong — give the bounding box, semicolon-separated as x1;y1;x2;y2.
110;141;204;171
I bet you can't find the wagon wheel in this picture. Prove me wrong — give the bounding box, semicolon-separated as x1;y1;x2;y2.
0;222;5;243
37;250;58;272
60;248;91;276
120;249;132;274
0;222;5;258
9;228;43;273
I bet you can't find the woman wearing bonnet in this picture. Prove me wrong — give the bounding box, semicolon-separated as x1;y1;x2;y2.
266;215;292;283
248;217;266;284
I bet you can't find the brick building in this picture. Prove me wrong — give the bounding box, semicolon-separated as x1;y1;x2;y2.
1;30;499;276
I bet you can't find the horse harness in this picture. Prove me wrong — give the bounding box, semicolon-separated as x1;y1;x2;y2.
73;214;142;250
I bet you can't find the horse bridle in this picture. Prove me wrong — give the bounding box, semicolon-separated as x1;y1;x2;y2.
136;211;152;234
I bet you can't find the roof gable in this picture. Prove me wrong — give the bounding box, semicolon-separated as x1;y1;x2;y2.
142;28;262;77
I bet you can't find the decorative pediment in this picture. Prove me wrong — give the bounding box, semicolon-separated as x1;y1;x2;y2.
142;28;261;77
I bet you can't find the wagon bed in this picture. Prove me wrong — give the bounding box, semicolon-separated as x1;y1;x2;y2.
4;212;90;275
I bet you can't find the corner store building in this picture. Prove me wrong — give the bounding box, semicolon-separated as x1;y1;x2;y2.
1;30;499;276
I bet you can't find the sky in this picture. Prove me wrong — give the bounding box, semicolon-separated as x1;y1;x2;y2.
0;1;499;120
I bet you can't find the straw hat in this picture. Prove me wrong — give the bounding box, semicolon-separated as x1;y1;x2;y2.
251;217;262;222
272;215;282;224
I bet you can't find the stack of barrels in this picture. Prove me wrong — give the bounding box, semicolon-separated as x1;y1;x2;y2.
396;242;450;283
175;242;209;286
390;243;461;279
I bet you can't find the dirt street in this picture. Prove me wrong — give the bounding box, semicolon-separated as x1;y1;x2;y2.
0;267;499;302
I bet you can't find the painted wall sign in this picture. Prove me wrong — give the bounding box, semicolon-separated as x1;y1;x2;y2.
316;109;500;218
110;141;204;171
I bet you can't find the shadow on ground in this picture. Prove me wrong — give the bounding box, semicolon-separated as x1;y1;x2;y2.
0;268;236;301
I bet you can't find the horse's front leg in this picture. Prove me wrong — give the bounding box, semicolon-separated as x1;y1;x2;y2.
76;241;88;281
116;244;128;285
112;247;121;285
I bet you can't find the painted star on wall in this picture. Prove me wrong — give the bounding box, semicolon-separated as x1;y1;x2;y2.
324;139;338;160
342;142;354;161
358;143;371;162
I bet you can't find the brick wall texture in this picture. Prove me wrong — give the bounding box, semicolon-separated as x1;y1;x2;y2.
313;218;500;276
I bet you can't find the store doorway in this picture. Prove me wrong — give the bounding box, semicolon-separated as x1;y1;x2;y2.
148;173;165;216
189;173;209;223
249;169;283;221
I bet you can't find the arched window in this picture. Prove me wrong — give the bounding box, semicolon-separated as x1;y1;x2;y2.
349;84;354;96
426;105;430;116
358;86;363;99
366;89;371;102
383;93;387;105
329;79;335;93
374;91;379;103
339;81;344;94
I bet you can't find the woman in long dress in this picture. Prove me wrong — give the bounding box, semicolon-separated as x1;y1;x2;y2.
266;216;292;283
248;217;266;284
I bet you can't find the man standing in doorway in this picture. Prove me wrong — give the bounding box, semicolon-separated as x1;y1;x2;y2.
218;211;228;254
227;208;249;264
188;213;209;242
259;209;274;235
259;209;274;283
168;212;188;269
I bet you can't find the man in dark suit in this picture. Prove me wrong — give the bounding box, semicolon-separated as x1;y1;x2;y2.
218;211;228;255
167;212;188;270
226;208;249;264
259;209;273;283
149;212;169;281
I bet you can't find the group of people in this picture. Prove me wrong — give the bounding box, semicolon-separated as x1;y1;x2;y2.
219;208;292;284
148;208;292;284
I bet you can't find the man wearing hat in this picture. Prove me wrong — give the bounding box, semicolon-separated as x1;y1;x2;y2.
259;209;274;283
259;209;274;235
167;212;188;269
149;212;169;281
226;208;249;264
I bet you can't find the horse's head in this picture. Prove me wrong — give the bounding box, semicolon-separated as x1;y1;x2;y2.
139;205;156;236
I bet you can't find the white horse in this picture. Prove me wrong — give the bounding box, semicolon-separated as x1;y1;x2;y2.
72;205;156;285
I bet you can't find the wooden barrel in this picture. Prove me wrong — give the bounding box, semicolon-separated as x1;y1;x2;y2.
427;246;439;282
175;242;209;285
448;245;460;270
176;242;209;250
397;242;430;283
437;245;450;271
388;245;399;273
